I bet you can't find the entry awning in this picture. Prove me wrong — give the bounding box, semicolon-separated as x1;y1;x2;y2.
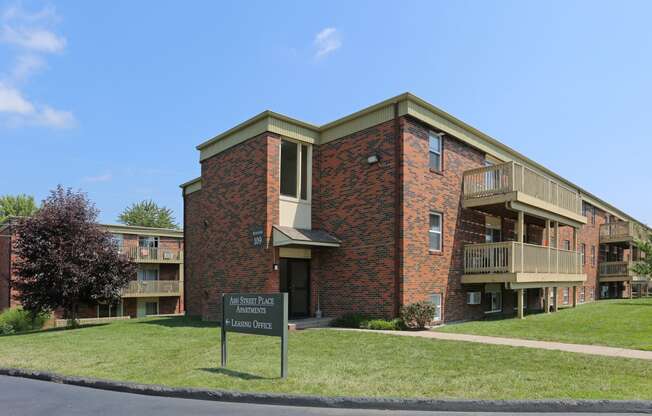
272;225;341;248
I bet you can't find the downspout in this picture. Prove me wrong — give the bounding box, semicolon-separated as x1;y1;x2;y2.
393;102;402;317
182;187;187;316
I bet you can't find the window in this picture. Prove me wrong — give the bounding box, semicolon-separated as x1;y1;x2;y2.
591;245;596;267
485;216;502;243
428;131;442;172
467;292;481;305
111;233;123;248
590;207;596;225
429;212;442;251
139;236;159;248
562;288;569;305
138;265;159;281
280;139;310;199
485;289;502;313
563;240;571;250
579;287;586;303
581;243;586;265
430;293;442;321
145;301;158;316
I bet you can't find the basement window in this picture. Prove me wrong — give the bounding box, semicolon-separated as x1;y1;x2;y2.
562;288;570;305
430;293;442;322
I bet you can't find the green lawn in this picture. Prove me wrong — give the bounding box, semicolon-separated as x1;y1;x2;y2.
0;317;651;400
436;297;652;350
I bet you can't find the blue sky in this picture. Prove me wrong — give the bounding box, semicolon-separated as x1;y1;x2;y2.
1;0;651;225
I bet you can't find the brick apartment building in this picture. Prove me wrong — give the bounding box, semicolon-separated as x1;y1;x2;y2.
181;92;649;323
0;222;184;319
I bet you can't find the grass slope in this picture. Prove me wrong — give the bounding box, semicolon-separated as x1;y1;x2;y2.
0;317;651;400
436;298;652;350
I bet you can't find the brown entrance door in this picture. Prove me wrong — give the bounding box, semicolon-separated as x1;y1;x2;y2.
280;259;310;318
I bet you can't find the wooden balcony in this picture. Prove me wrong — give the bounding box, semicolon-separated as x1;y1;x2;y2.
121;280;181;297
598;260;647;282
599;221;649;244
462;241;586;286
118;246;183;263
462;162;585;225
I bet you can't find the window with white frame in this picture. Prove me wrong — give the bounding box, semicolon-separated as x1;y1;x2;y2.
581;243;586;265
429;212;442;251
467;291;481;305
579;287;586;303
430;293;442;321
428;131;442;172
139;236;159;248
280;139;310;200
562;287;570;305
563;240;571;250
484;288;502;313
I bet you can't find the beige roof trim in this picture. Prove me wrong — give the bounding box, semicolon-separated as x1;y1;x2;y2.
184;92;648;230
101;224;183;238
180;177;202;195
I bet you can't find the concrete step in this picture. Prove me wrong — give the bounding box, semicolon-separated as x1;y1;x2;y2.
288;317;333;331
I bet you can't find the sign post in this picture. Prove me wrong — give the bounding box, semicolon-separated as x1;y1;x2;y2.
221;293;288;378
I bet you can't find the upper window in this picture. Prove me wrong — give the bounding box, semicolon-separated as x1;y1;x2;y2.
280;139;310;200
563;240;571;250
581;243;586;265
428;132;442;172
137;266;159;281
139;236;159;248
429;212;442;251
111;233;123;248
591;245;596;267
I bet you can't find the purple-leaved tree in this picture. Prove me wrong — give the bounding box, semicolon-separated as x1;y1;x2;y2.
13;186;135;324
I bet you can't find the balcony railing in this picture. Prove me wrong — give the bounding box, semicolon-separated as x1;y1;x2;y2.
599;221;648;243
121;280;181;297
464;241;582;275
463;161;582;215
118;246;183;263
598;261;642;278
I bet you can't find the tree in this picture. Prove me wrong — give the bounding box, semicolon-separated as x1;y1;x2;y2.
13;186;136;323
0;194;38;223
118;200;178;229
632;236;652;279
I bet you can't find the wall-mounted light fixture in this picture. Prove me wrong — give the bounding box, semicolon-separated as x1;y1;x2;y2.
367;155;379;164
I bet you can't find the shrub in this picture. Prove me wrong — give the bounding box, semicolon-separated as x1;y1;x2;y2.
0;308;49;335
400;301;436;329
364;318;404;331
330;313;370;328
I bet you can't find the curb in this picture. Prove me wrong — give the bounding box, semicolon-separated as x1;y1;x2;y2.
1;367;651;413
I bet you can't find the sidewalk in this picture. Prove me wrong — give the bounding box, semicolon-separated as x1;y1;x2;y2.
336;328;652;360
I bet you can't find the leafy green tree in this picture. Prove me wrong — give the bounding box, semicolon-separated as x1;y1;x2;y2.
118;200;178;229
632;236;652;279
0;194;38;223
13;186;136;324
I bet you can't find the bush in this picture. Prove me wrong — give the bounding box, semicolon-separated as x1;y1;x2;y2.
400;301;436;329
330;313;370;328
364;318;404;331
0;308;49;335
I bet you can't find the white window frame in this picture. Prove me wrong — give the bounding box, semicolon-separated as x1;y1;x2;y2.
562;287;570;305
485;291;502;314
428;131;442;172
429;212;443;252
279;138;311;202
467;291;481;305
430;293;442;322
579;287;586;304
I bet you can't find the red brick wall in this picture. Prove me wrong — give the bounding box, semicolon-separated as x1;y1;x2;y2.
0;233;11;311
184;132;280;320
400;116;487;322
311;120;399;318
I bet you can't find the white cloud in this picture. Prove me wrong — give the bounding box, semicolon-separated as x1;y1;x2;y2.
0;82;34;114
314;27;341;59
0;4;75;130
83;172;113;183
37;105;75;128
1;25;66;53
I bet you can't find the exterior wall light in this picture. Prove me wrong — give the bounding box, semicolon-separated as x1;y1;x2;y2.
367;155;379;164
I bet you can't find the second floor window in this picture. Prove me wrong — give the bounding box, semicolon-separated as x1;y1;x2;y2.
139;236;159;248
563;240;571;250
429;212;442;251
428;131;442;172
581;243;586;265
280;139;309;199
591;245;596;266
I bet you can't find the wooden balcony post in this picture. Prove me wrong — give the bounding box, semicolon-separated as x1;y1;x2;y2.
543;287;550;313
572;286;577;308
517;288;524;319
554;221;560;273
546;220;551;273
553;287;559;312
517;211;525;272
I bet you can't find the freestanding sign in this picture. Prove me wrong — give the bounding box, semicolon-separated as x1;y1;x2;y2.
221;293;288;378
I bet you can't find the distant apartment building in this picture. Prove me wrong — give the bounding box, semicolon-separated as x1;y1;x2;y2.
0;222;184;319
179;92;650;323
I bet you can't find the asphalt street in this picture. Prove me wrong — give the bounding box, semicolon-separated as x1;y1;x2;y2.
0;375;643;416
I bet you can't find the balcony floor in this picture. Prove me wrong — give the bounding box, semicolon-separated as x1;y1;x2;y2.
462;272;586;288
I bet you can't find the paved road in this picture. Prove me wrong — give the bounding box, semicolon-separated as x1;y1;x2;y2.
0;375;641;416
